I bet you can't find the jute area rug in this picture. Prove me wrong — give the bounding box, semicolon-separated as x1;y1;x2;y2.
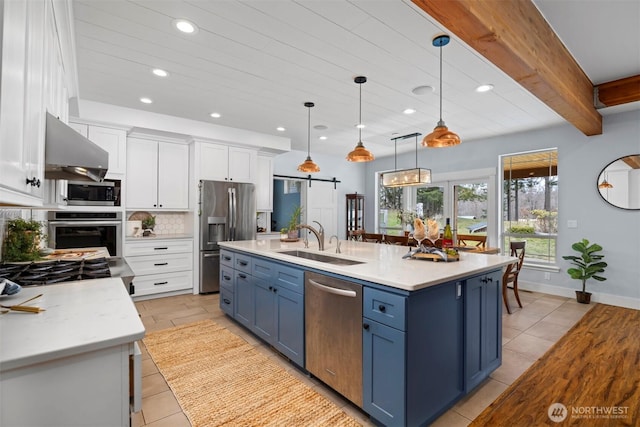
470;303;639;426
143;319;362;427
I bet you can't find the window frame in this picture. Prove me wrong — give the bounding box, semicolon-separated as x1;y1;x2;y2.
499;148;559;269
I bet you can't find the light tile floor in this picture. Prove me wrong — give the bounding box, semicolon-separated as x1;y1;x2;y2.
131;289;592;427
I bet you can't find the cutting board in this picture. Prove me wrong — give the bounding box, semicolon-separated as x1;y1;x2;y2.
43;247;110;260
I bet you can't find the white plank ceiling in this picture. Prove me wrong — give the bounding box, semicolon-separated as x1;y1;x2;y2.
72;0;640;158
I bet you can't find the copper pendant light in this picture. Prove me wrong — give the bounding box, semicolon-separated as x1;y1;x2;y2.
346;76;375;162
598;172;613;189
423;35;461;148
297;102;320;173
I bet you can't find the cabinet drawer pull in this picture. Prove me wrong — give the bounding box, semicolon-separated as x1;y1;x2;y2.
223;275;231;281
223;298;231;305
154;262;168;266
238;273;247;279
154;281;168;286
378;304;387;313
363;323;370;330
238;260;248;266
222;256;231;261
154;247;168;251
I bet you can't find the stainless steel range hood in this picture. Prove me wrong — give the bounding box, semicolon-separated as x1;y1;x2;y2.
44;113;109;182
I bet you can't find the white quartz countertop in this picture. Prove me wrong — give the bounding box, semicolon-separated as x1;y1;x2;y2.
0;278;145;372
219;239;517;292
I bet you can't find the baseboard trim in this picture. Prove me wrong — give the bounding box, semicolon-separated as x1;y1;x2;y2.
519;281;640;310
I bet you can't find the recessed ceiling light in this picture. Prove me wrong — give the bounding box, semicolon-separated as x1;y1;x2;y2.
152;68;168;77
411;85;434;95
476;84;494;93
173;19;198;34
319;136;327;140
139;97;153;104
403;108;416;115
276;127;286;132
210;112;221;118
313;124;328;130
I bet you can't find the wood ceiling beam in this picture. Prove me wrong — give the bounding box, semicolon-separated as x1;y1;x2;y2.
596;75;640;107
412;0;603;136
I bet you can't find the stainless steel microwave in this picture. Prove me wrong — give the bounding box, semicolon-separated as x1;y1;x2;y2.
62;180;120;206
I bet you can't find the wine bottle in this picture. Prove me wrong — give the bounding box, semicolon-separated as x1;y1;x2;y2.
443;218;453;248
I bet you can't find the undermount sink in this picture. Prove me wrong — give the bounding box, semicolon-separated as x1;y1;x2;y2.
277;250;365;266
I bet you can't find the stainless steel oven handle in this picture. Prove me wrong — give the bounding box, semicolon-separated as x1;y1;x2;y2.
49;221;122;226
308;279;357;297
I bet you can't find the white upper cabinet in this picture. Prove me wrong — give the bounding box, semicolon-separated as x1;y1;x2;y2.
0;0;72;206
69;122;128;178
126;137;189;210
256;154;274;211
199;142;257;183
0;0;47;205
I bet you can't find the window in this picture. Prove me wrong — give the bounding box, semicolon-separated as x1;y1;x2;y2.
376;169;495;242
500;149;558;265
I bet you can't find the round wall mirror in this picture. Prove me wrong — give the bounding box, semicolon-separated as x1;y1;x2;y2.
597;154;640;210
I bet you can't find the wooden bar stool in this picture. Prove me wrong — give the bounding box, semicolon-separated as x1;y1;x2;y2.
503;241;525;314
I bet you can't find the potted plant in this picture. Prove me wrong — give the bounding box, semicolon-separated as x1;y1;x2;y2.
142;215;156;230
2;218;46;262
286;205;303;239
562;238;607;304
280;228;289;240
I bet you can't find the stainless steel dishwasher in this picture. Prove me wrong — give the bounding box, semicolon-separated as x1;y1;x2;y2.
305;271;363;407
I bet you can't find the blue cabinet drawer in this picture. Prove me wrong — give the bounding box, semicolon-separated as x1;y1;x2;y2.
234;253;252;274
252;258;274;281
220;250;234;268
274;263;304;294
364;287;406;331
219;288;234;316
220;266;234;292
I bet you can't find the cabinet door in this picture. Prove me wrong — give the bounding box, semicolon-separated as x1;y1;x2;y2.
199;143;229;181
0;0;29;196
157;142;189;209
363;319;406;426
464;271;502;392
228;146;257;183
256;154;273;211
88;126;127;176
273;286;304;367
252;278;276;342
234;271;254;328
126;138;158;209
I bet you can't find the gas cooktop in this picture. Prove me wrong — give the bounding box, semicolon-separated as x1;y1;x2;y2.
0;258;112;286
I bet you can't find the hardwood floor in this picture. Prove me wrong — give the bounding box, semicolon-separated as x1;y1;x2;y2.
470;303;639;426
131;289;596;427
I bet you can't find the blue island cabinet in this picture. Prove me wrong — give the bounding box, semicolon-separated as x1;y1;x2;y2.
363;280;466;426
464;270;502;392
219;249;305;368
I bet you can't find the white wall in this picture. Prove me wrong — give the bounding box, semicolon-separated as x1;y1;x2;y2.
273;150;366;239
364;110;640;308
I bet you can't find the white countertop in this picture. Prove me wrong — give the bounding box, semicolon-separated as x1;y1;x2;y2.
219;239;517;292
0;278;145;372
126;233;193;241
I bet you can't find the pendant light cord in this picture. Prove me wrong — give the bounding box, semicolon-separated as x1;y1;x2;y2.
307;105;311;156
359;82;362;141
438;43;443;123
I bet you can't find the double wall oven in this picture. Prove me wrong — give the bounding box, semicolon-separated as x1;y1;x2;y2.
48;211;123;257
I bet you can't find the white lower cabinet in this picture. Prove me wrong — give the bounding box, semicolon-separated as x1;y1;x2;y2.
125;238;194;297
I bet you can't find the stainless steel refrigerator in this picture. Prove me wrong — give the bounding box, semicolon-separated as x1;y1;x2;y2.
199;180;256;293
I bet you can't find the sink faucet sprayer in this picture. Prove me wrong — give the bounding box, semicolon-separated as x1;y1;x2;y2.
298;221;325;251
329;235;341;254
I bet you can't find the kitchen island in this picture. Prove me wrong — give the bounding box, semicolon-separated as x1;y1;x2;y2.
219;239;515;426
0;278;145;426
